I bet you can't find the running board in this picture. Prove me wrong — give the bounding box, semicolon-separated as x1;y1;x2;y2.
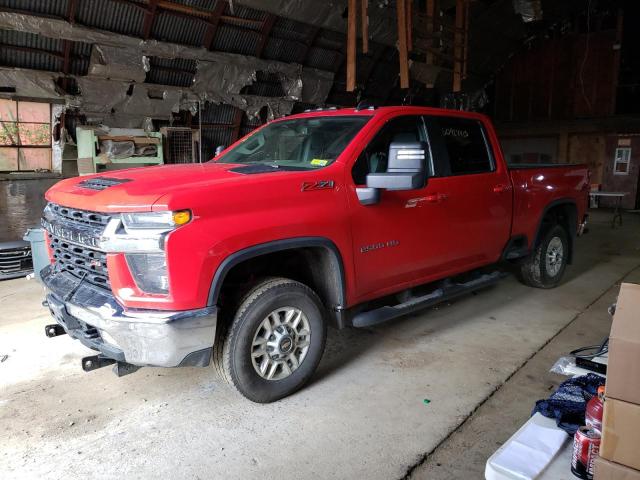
352;271;508;328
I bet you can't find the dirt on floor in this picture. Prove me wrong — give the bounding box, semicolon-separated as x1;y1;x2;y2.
1;210;639;480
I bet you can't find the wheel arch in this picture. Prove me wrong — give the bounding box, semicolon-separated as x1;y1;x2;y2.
207;237;348;328
532;199;578;263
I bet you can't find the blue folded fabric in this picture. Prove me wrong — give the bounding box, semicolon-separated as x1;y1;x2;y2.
531;373;605;435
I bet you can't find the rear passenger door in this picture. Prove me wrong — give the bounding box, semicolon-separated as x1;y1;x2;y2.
424;116;513;269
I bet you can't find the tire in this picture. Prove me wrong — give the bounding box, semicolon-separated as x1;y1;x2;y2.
519;224;569;289
213;277;327;403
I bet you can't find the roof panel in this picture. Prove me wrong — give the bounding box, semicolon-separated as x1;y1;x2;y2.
152;12;207;46
0;0;69;18
213;25;260;56
262;37;306;64
76;0;145;37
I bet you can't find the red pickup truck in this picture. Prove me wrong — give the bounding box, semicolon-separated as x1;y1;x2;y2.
41;106;589;402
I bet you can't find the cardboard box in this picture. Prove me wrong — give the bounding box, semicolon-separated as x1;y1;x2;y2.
595;457;640;480
600;398;640;470
607;283;640;404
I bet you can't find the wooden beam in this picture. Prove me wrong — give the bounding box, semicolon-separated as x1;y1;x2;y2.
425;0;435;64
462;0;469;80
62;40;71;74
396;0;409;89
361;0;369;54
346;0;357;92
202;0;226;50
452;0;464;92
67;0;77;24
255;13;276;58
300;26;320;65
143;0;159;40
406;0;413;52
231;108;244;142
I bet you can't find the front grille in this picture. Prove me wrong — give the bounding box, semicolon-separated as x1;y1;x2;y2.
45;203;113;290
49;234;110;289
49;203;111;227
0;246;33;275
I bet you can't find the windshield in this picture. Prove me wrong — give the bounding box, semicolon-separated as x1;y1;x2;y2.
214;116;370;170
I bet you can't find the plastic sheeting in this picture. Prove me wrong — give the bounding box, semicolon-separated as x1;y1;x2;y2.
88;45;147;82
513;0;543;23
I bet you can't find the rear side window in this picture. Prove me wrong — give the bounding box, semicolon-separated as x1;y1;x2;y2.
432;117;493;175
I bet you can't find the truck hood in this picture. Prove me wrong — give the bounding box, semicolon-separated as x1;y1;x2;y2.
45;162;253;213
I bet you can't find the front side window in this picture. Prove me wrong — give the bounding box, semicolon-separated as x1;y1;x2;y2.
613;147;631;175
215;116;370;170
431;117;493;176
351;116;425;185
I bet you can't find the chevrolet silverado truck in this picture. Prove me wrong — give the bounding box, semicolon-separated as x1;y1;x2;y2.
41;106;589;402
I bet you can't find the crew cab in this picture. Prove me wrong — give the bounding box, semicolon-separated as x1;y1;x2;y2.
41;106;589;402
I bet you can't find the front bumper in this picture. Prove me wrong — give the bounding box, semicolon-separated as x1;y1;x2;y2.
42;265;217;368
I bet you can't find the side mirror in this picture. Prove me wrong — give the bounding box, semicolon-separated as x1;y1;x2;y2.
214;145;226;157
357;141;428;205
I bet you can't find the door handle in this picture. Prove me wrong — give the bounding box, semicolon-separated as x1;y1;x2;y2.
424;193;449;204
493;184;511;194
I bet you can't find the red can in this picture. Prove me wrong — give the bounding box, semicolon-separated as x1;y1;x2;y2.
585;386;605;432
571;426;601;479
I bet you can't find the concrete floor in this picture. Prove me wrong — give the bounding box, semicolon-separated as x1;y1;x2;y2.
1;210;639;480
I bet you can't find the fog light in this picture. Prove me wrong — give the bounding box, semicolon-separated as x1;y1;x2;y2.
125;253;169;294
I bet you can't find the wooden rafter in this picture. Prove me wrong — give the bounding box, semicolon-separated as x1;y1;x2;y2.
142;0;159;40
300;26;320;65
67;0;77;24
256;13;276;58
202;0;226;50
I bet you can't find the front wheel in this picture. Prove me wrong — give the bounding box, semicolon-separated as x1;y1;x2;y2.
519;224;569;289
214;277;327;403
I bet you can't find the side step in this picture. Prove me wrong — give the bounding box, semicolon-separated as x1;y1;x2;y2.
352;271;508;328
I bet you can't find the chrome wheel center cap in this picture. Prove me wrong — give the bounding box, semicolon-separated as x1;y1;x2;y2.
268;325;296;357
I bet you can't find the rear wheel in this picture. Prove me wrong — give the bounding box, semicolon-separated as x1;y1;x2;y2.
214;277;327;403
519;224;569;289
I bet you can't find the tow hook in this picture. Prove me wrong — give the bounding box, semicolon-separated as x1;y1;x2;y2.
81;355;141;377
45;324;67;338
82;355;115;372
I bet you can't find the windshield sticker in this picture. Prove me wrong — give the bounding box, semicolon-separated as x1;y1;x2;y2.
310;159;329;167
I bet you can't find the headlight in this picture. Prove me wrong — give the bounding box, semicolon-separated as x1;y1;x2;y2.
121;210;191;232
125;253;169;294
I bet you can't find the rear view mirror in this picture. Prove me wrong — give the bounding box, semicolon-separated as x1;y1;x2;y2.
357;141;428;205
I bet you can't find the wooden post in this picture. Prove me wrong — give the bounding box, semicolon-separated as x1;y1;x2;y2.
425;0;435;65
406;0;413;52
462;0;469;80
452;0;464;92
397;0;409;89
361;0;369;54
346;0;357;92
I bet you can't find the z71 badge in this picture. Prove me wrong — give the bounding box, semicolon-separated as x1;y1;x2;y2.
301;180;334;191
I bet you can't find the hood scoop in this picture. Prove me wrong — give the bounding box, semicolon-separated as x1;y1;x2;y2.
78;177;132;191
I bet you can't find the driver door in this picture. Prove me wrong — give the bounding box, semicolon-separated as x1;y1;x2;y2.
348;115;454;302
